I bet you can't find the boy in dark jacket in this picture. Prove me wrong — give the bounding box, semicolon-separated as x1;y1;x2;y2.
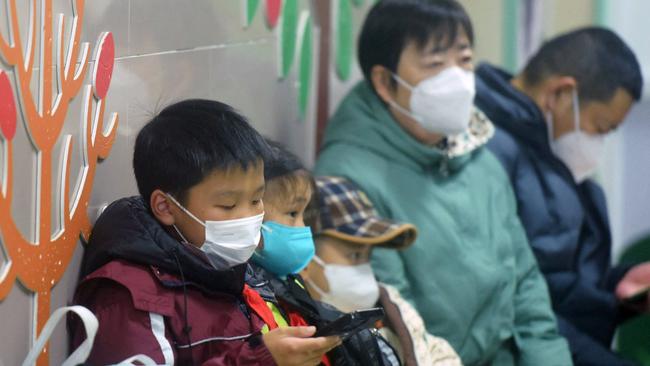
475;27;649;366
70;99;339;365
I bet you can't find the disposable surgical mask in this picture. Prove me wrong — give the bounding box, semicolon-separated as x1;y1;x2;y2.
167;194;263;269
547;90;605;183
252;221;315;277
305;256;380;312
390;66;475;136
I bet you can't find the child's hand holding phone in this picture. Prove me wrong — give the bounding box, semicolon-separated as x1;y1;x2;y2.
263;326;341;366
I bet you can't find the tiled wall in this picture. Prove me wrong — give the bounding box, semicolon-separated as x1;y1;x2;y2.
0;1;371;364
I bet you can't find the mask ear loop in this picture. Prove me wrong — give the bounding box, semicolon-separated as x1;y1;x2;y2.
387;73;426;125
165;193;200;245
303;255;330;297
391;72;414;91
172;224;191;245
572;88;581;133
166;193;206;227
546;111;555;145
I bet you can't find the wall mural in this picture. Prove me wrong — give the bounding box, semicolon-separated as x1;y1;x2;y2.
0;0;118;365
243;0;367;118
0;0;373;363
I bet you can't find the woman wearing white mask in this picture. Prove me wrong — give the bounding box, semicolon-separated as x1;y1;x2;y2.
304;176;461;366
315;1;572;365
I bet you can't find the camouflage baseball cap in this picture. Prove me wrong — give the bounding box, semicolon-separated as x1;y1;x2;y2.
312;176;417;249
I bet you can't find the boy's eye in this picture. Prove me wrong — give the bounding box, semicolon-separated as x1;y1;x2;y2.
288;211;299;218
252;199;262;205
219;204;236;210
462;56;473;64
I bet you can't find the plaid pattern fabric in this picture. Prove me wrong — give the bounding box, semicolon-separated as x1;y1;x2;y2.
314;176;415;247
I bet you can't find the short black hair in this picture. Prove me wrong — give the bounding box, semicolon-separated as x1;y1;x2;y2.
263;139;312;195
358;0;473;83
133;99;270;205
263;140;317;222
522;27;643;103
264;139;306;181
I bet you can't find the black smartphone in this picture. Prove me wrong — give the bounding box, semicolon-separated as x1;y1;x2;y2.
314;308;384;338
621;287;650;306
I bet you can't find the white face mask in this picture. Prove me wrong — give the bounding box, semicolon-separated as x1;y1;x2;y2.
305;255;380;313
390;66;475;136
167;194;264;269
547;90;605;183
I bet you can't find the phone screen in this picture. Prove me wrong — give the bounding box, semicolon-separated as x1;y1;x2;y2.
314;308;384;338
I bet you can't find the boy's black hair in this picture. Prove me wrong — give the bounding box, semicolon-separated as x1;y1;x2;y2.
522;27;643;103
264;139;306;181
358;0;473;85
133;99;270;205
263;139;318;223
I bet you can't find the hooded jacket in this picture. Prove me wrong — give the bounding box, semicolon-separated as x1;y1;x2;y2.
315;81;572;366
475;63;636;366
69;196;275;365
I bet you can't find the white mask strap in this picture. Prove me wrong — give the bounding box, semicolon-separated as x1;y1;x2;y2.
166;193;206;227
312;254;327;267
572;88;581;132
305;255;330;296
172;224;190;244
391;73;414;91
389;100;414;118
546;111;555;143
304;276;329;297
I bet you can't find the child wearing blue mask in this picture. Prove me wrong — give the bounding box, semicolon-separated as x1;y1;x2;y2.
249;140;401;366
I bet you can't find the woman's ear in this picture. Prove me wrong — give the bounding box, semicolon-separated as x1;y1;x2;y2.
370;65;397;105
150;189;176;226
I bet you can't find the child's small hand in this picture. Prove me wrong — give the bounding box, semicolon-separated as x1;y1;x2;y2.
262;326;341;366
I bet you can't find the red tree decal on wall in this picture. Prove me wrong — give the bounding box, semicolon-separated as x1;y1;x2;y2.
0;1;118;364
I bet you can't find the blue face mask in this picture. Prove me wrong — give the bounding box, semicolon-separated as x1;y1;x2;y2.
252;221;315;278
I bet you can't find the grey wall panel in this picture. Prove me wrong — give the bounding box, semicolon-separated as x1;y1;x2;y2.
125;50;213;131
4;0;316;364
48;241;84;365
129;0;271;57
207;40;313;162
622;102;650;248
0;283;31;366
81;0;130;58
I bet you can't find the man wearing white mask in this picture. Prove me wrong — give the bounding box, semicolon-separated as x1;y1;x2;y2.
315;1;572;365
476;27;649;366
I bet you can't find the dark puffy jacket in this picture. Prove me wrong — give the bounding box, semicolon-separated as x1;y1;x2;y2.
476;63;637;366
69;196;275;365
246;264;400;366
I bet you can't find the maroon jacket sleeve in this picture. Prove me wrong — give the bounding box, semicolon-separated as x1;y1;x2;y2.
70;278;276;365
70;278;176;364
200;339;277;365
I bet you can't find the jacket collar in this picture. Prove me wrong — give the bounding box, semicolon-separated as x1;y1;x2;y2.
475;63;554;155
81;196;246;296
